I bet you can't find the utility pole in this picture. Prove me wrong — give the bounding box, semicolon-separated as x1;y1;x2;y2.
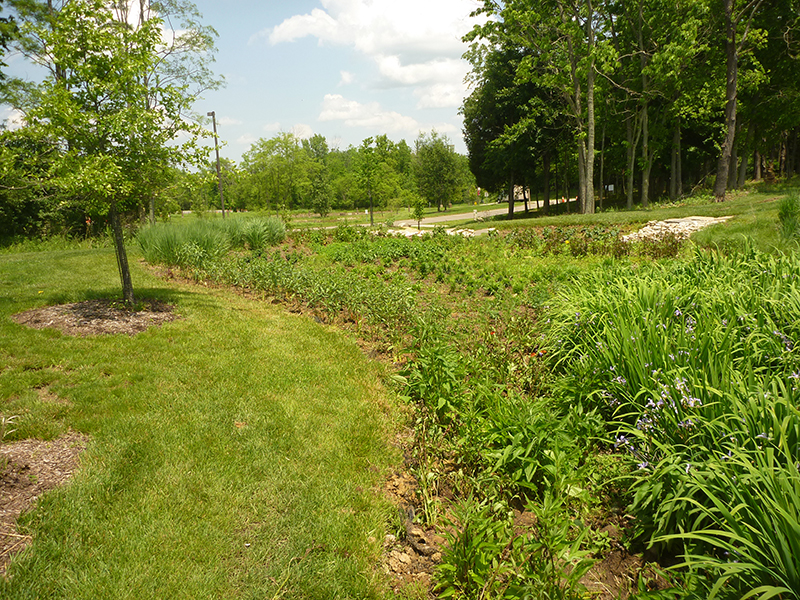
207;111;225;218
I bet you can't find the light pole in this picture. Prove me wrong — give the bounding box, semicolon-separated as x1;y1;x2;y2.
207;111;225;218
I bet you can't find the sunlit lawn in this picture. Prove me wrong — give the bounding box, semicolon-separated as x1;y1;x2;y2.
0;248;398;599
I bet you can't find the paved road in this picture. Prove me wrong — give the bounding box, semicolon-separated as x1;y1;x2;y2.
395;201;542;228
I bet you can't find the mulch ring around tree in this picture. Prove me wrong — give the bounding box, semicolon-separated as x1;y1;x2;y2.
0;431;89;576
11;298;179;337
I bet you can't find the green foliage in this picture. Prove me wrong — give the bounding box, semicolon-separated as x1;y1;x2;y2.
545;244;800;597
137;216;286;269
403;344;465;423
436;495;594;600
778;192;800;241
132;200;800;598
410;193;426;229
414;131;470;212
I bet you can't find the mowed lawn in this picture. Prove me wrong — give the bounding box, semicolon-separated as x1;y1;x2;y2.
0;247;398;599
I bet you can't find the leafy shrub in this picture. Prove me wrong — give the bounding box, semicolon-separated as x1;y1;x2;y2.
333;224;367;243
640;231;684;259
436;495;594;600
403;344;465;423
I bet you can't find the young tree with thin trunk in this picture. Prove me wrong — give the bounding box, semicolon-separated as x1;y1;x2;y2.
24;0;208;304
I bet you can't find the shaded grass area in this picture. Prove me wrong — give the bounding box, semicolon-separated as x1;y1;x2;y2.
0;249;397;599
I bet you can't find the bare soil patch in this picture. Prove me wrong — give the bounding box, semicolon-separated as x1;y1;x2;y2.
12;298;178;337
0;431;88;575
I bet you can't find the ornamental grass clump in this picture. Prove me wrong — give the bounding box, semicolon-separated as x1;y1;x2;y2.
137;220;229;267
778;192;800;241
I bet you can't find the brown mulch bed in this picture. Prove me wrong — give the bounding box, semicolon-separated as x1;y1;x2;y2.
11;298;178;337
0;431;89;576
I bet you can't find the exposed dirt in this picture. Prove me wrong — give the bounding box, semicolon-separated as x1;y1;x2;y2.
11;298;179;337
0;431;89;576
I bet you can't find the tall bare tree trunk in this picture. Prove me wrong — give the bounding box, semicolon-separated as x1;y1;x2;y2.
755;147;762;180
638;5;651;208
543;151;551;214
714;0;737;201
507;174;516;219
738;120;755;187
523;184;529;212
584;0;596;214
641;103;651;208
625;111;641;209
599;113;606;211
670;120;682;200
714;0;763;199
728;139;739;189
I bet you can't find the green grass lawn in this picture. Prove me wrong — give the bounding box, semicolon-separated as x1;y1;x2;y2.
0;249;399;599
486;187;787;251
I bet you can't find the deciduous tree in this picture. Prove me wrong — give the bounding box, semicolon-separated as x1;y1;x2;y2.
24;0;208;304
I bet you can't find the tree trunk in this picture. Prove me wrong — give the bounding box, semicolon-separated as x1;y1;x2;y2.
109;199;135;306
728;139;739;190
670;120;680;200
625;111;640;210
577;141;587;214
599;110;606;211
584;0;596;214
738;120;755;187
637;6;651;208
369;186;374;226
755;147;761;180
714;0;738;201
543;151;551;214
507;174;515;219
641;102;651;208
780;132;788;178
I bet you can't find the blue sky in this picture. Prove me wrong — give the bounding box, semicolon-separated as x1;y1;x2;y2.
194;0;485;161
2;0;485;162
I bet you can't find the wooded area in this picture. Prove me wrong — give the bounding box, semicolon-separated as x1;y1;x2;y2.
462;0;800;214
174;131;475;222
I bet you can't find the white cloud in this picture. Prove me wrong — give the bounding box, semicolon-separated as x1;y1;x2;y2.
263;122;282;132
237;134;258;145
217;117;242;126
0;107;25;130
260;1;485;109
339;70;355;85
265;0;481;60
319;94;419;134
414;82;467;109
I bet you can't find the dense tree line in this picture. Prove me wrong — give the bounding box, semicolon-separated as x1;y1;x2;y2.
173;130;476;220
463;0;800;214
